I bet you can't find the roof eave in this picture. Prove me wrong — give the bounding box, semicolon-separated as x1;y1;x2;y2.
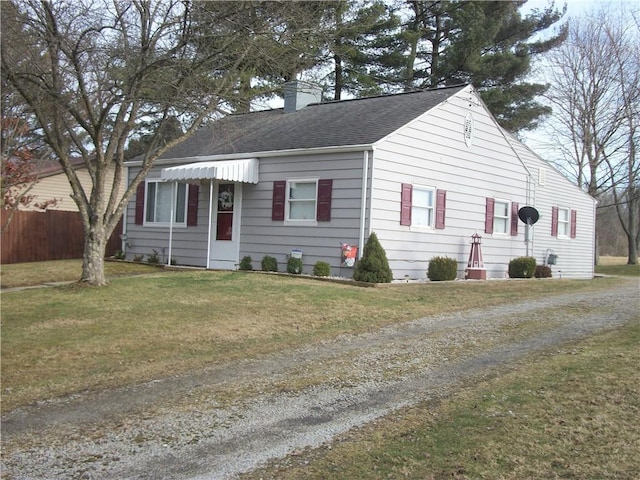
124;143;374;168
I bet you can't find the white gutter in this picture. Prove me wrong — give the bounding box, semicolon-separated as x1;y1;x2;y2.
367;147;376;245
122;166;129;253
359;150;369;258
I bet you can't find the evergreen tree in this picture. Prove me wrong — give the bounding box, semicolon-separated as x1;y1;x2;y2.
377;0;567;132
353;231;393;283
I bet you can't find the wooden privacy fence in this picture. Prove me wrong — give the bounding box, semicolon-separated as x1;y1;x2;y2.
1;210;123;264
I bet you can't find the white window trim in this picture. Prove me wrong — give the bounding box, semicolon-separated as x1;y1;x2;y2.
284;178;318;226
493;198;511;235
410;184;436;231
557;206;571;238
143;179;189;228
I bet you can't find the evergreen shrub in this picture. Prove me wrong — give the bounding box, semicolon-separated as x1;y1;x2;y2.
313;261;331;277
239;256;253;271
261;255;278;272
508;256;537;278
535;265;553;278
427;256;458;281
353;232;393;283
287;257;303;274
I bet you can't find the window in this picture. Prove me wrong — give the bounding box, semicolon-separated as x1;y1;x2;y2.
485;198;518;236
552;206;577;238
288;180;317;220
271;179;332;223
493;200;509;234
412;186;435;228
145;180;187;225
400;184;446;229
557;207;570;237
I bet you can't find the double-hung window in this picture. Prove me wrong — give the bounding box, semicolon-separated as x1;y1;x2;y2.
145;180;188;226
493;199;510;234
557;207;570;237
287;180;317;221
411;186;435;228
271;179;333;223
485;198;518;236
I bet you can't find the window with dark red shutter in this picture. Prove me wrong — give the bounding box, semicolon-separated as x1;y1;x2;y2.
135;182;145;225
187;184;199;226
551;206;559;237
570;209;577;238
316;179;332;222
511;202;519;236
485;197;495;234
400;183;412;226
272;181;286;221
435;189;446;229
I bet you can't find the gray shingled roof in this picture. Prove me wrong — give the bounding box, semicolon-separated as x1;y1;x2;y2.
159;84;468;159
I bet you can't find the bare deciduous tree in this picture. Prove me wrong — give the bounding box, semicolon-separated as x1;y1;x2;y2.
1;0;285;284
541;4;640;264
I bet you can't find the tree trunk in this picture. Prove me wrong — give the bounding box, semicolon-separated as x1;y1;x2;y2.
81;221;108;285
626;196;639;264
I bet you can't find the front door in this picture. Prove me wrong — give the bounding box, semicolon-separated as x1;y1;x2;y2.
209;182;242;269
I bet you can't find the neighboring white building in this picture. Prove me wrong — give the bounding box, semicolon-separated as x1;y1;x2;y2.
124;84;595;279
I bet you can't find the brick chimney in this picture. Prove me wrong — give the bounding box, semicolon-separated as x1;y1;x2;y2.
283;81;323;113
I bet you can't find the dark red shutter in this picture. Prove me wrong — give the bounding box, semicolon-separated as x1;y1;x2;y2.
187;184;199;226
272;180;286;221
510;202;519;236
570;209;577;238
485;197;494;234
435;189;446;229
551;206;559;237
135;182;145;225
317;179;333;222
400;183;412;226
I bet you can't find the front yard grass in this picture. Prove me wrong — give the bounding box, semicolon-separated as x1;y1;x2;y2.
0;268;627;413
246;321;640;480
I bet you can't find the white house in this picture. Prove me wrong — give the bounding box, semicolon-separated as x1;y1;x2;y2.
124;83;595;279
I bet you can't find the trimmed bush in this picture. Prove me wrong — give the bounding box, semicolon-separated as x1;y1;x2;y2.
287;257;303;274
313;261;331;277
353;232;393;283
239;256;253;271
261;255;278;272
508;256;537;278
427;256;458;281
535;265;553;278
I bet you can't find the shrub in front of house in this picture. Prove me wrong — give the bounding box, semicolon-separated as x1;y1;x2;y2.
353;231;393;283
147;249;161;265
427;256;458;281
239;256;253;271
508;256;537;278
313;261;331;277
287;257;303;274
535;264;553;278
261;255;278;272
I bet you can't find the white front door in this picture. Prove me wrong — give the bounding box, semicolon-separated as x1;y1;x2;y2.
209;182;242;269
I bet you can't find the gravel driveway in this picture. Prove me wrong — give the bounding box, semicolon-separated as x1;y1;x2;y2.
2;279;638;479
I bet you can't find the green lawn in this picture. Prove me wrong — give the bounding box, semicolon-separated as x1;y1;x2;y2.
0;265;626;413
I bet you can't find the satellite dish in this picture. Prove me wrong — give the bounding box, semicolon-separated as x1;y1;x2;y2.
518;206;539;225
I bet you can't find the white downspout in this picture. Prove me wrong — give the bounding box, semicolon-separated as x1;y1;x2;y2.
366;147;376;253
359;150;369;258
167;181;175;266
206;179;214;269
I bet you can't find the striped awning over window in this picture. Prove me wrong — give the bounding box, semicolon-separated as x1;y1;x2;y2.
160;158;259;184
